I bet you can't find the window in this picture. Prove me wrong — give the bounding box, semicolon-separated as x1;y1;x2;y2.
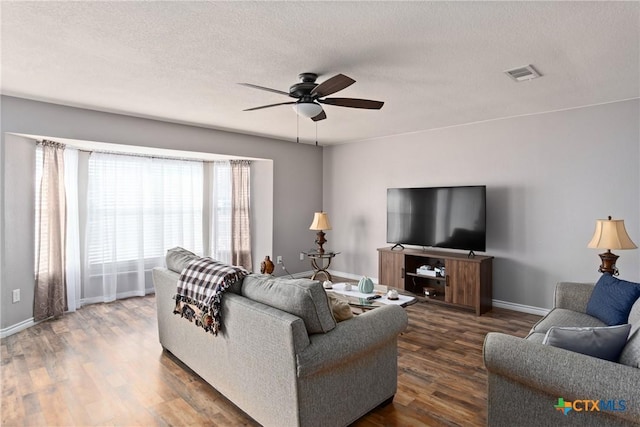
34;146;249;305
211;161;231;263
86;153;204;267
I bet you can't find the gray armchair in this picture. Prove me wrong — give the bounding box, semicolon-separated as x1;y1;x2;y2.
483;282;640;426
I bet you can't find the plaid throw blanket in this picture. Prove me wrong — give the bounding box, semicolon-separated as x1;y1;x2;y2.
173;257;249;335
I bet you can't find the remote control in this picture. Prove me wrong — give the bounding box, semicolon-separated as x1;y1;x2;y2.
366;295;381;301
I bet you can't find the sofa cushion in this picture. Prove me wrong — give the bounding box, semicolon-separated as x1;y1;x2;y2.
530;308;606;335
628;297;640;335
241;275;336;334
166;248;243;294
524;332;546;344
586;273;640;326
619;298;640;368
542;324;631;362
620;330;640;368
166;246;198;273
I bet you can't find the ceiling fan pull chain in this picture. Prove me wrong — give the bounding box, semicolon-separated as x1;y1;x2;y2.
315;122;318;146
296;106;300;143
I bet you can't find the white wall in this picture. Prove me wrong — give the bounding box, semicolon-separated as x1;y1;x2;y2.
1;96;323;330
323;99;640;310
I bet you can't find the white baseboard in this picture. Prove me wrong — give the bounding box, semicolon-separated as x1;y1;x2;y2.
490;299;550;316
291;270;315;279
1;317;36;338
327;270;378;283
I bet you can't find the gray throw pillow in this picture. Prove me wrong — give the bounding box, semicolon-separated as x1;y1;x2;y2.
619;298;640;368
166;247;198;273
627;297;640;335
619;329;640;368
543;324;631;362
242;274;336;334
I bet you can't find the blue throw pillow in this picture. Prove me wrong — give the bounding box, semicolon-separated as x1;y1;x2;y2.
586;274;640;326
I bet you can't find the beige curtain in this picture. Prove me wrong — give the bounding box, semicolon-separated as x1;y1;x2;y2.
230;160;252;270
34;140;67;321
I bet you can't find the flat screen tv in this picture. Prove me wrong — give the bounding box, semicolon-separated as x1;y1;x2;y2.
387;186;486;253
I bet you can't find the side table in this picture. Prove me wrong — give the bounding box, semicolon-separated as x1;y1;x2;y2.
303;250;339;281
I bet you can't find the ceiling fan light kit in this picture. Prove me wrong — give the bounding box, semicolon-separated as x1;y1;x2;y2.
240;72;384;123
294;102;323;118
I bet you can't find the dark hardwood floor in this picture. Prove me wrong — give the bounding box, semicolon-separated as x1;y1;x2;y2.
1;293;540;426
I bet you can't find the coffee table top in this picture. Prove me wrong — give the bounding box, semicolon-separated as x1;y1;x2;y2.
327;282;416;309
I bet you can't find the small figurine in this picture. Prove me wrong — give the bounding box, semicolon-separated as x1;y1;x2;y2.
260;256;275;274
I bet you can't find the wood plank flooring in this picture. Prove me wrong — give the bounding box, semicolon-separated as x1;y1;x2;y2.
1;294;540;426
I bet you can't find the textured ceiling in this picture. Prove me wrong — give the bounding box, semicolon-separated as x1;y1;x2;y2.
2;1;639;146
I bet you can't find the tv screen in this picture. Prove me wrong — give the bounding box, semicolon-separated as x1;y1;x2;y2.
387;186;486;252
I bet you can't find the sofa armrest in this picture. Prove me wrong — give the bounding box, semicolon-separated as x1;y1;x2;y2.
296;305;408;378
484;332;640;423
554;281;594;313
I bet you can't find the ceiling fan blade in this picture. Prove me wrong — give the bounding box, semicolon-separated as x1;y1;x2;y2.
243;101;297;111
310;74;355;98
238;83;290;97
311;110;327;122
319;97;384;110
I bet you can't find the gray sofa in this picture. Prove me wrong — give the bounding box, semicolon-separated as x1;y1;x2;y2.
153;266;408;427
484;281;640;426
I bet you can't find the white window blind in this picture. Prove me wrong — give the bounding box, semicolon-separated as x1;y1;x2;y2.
211;161;232;264
87;153;204;267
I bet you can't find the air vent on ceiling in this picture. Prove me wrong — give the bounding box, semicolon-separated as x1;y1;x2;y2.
504;64;542;82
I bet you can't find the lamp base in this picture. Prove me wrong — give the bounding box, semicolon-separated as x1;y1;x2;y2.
315;230;327;254
598;250;619;276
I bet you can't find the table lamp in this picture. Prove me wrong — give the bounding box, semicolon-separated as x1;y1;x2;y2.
309;211;332;254
587;216;637;276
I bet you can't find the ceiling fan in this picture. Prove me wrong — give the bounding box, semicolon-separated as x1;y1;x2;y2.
239;73;384;122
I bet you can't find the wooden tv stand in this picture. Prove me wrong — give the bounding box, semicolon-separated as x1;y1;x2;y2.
378;247;493;315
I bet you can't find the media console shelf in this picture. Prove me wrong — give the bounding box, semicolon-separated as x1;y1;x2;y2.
378;247;493;315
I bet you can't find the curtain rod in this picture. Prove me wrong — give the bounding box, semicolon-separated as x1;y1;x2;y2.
76;148;249;164
36;140;251;164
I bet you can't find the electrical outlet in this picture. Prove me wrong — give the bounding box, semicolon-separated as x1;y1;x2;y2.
300;252;305;261
12;289;20;303
277;256;283;264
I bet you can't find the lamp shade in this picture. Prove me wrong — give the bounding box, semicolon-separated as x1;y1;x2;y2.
309;212;332;231
294;102;323;118
587;217;637;250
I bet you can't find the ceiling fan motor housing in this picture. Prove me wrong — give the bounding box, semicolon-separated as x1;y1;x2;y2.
290;73;319;98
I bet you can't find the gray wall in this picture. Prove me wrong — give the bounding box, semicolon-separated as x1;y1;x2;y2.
323;99;640;310
1;95;323;330
2;95;639;329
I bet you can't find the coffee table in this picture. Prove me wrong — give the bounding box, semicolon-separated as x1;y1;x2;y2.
327;282;416;310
